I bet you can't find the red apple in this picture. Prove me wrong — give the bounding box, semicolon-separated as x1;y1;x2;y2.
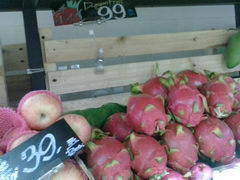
7;130;38;152
51;160;88;180
59;114;92;144
17;90;63;130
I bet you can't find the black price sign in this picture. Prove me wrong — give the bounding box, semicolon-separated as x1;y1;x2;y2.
51;0;137;26
0;119;85;180
81;0;137;21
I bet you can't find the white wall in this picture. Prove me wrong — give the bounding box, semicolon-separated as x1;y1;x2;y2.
0;5;236;45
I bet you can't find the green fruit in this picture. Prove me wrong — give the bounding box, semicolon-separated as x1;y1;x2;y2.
65;103;126;128
224;32;240;69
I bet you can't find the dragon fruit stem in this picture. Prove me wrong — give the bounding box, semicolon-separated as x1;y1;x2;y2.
86;141;97;151
130;83;143;95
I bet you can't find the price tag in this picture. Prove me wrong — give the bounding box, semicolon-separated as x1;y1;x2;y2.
0;119;85;180
51;0;137;26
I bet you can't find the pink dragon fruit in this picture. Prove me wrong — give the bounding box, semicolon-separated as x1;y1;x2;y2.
167;84;208;127
184;163;213;180
204;70;237;93
86;136;132;180
131;77;168;99
233;82;240;110
127;133;167;179
225;113;240;148
163;123;198;174
161;170;185;180
127;94;168;135
149;169;185;180
176;70;208;89
201;80;234;118
103;113;132;141
194;117;236;164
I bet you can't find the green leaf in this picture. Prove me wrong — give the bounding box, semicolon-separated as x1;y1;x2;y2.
155;157;163;163
168;148;180;154
116;176;123;180
105;160;119;168
144;168;153;174
174;116;182;123
212;127;224;138
144;104;155;112
178;110;185;116
176;125;185;136
193;103;200;113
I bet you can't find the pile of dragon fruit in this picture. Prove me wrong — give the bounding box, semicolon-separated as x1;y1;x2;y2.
88;70;240;180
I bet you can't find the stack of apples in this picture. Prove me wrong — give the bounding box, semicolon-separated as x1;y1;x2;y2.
0;90;92;180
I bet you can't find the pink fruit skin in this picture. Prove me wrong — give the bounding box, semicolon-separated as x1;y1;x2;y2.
201;81;234;118
0;108;28;139
87;136;132;180
189;163;213;180
128;133;167;179
168;85;206;127
194;117;236;163
103;113;132;141
225;113;240;146
163;123;198;174
127;94;168;135
0;127;29;152
7;130;38;152
59;114;92;144
140;77;168;98
177;70;208;89
17;90;64;130
161;170;185;180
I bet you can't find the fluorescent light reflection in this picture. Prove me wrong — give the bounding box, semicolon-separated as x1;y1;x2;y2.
213;162;240;180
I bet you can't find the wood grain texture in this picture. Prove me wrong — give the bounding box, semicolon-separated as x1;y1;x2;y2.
2;44;28;71
63;92;130;112
44;29;237;63
47;54;240;95
0;45;8;106
6;75;31;103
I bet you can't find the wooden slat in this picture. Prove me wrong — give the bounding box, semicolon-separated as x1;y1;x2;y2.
47;54;240;95
2;44;28;71
44;29;237;63
7;75;31;103
0;45;8;106
63;93;130;112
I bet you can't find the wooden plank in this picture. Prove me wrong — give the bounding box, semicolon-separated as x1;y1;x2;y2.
0;45;8;106
47;54;240;95
6;75;31;103
44;29;237;63
2;44;28;71
63;93;130;112
39;28;55;89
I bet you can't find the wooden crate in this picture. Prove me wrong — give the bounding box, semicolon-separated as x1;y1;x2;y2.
40;28;240;111
1;44;31;106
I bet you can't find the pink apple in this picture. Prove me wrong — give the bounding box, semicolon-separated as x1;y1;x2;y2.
51;160;88;180
7;131;38;152
17;90;63;130
59;114;92;144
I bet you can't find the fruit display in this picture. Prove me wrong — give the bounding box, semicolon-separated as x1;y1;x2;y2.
2;69;240;179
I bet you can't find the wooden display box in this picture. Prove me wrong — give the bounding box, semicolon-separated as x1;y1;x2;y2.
1;28;240;112
40;28;240;111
